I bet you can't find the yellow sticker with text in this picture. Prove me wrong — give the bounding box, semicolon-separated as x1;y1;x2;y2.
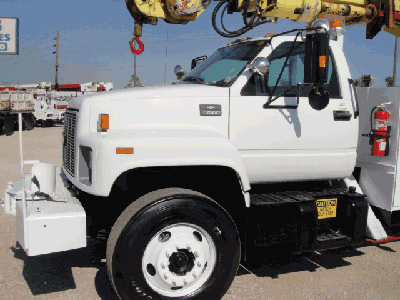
316;198;337;219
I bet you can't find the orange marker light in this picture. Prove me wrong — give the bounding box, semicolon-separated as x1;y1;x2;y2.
99;114;109;132
116;147;134;154
319;56;326;68
329;19;342;28
264;33;274;37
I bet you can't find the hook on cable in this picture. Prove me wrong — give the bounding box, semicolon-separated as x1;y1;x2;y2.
129;37;145;55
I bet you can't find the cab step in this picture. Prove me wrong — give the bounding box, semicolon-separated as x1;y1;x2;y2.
316;231;351;243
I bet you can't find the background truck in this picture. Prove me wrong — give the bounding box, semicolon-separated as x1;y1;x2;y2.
33;95;61;127
49;96;68;124
0;89;35;135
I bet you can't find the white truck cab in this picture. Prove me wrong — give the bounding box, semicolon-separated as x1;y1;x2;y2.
64;32;357;198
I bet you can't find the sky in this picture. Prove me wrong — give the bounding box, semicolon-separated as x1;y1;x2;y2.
0;0;398;89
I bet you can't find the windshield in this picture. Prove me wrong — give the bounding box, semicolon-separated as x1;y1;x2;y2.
182;40;268;87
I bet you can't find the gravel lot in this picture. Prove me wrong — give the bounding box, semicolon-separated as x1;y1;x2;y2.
1;126;400;300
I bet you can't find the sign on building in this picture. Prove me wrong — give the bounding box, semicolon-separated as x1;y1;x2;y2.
0;17;19;55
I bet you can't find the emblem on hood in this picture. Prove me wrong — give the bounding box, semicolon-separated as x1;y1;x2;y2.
199;104;221;116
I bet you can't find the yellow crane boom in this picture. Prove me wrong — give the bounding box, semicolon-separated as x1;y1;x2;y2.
125;0;400;50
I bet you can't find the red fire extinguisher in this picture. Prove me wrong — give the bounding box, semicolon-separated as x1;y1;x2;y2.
366;106;391;157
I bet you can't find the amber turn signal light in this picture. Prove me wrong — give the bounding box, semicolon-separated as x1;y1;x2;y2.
319;56;326;68
99;114;109;132
116;147;134;154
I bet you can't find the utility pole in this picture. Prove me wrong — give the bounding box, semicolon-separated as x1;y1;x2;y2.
394;36;398;86
134;38;137;87
53;30;60;90
164;29;169;85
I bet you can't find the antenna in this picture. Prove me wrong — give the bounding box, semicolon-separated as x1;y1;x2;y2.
393;36;398;86
164;29;169;85
53;30;60;90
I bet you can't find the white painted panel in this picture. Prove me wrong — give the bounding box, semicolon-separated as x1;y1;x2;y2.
16;168;87;256
27;212;86;256
356;87;400;211
242;149;356;183
359;167;395;212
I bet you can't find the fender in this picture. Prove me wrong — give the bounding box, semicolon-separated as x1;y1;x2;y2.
72;128;251;206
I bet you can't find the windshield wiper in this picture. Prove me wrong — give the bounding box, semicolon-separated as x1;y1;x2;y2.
183;76;205;84
212;79;227;87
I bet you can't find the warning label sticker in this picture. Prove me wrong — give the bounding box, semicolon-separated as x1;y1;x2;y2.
316;198;337;219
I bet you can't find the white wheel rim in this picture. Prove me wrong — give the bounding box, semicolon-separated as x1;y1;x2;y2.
142;222;217;297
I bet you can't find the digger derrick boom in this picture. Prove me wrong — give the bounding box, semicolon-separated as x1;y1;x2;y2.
126;0;400;39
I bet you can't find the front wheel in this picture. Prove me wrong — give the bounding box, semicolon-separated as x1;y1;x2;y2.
106;188;240;300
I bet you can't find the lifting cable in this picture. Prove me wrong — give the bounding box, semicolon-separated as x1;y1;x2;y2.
212;0;276;37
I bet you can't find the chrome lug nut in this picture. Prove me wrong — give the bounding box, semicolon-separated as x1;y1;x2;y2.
193;272;198;278
161;262;166;269
166;251;171;258
164;273;168;280
197;261;202;267
172;280;176;286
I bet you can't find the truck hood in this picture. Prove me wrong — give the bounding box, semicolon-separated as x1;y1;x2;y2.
68;84;228;105
69;84;230;137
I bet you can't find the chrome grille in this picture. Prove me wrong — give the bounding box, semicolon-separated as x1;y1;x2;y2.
63;111;77;177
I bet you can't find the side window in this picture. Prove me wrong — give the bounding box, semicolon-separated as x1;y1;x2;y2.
241;42;341;98
267;42;341;98
268;54;304;88
241;74;270;96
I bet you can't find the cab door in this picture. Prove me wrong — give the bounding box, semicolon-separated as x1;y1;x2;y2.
229;38;358;183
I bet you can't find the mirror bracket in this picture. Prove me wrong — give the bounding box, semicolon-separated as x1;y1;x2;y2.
263;83;302;109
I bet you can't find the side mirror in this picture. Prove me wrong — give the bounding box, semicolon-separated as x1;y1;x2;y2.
249;57;270;75
191;59;197;70
308;87;330;110
191;55;207;70
304;31;329;86
174;65;186;80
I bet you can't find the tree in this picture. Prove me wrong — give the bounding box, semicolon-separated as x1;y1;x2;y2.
124;74;141;88
357;75;374;87
385;76;394;87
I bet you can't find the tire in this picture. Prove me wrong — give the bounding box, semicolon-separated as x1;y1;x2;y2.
4;115;14;136
106;188;240;300
22;114;34;131
26;114;34;131
0;117;4;135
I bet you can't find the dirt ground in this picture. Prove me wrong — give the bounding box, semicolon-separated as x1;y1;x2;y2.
1;126;400;300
